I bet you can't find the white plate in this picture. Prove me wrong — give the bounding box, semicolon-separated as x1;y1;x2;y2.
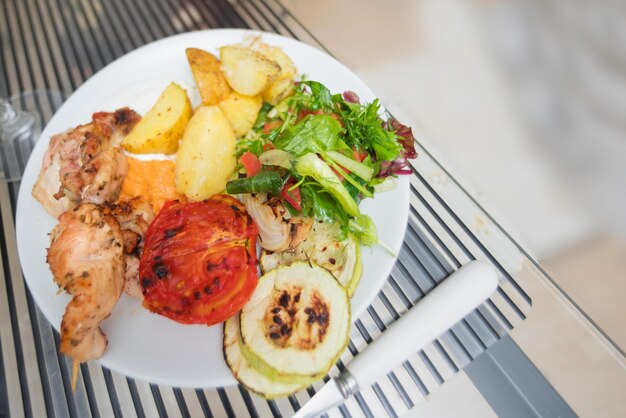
15;29;410;388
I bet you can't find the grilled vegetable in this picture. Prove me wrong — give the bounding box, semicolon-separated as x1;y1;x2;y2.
139;197;258;325
223;314;310;398
260;221;361;297
239;262;350;381
121;82;191;154
241;194;312;252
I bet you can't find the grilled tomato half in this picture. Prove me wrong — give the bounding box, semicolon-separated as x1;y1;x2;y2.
139;195;258;325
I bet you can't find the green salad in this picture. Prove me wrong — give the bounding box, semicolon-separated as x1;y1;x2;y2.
226;80;417;246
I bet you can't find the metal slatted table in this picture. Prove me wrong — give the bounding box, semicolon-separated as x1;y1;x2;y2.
1;1;624;417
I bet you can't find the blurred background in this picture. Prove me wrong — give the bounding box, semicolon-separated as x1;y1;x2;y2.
284;0;626;351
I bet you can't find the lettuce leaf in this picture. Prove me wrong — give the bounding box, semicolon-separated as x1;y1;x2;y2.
273;114;346;155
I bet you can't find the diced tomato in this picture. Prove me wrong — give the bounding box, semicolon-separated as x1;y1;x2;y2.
297;109;344;127
262;143;275;152
331;165;347;182
263;120;283;134
297;109;324;122
239;152;261;177
353;148;368;163
329;112;344;127
280;179;302;212
139;196;258;325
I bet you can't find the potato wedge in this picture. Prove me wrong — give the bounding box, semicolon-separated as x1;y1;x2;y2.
249;41;297;81
247;40;297;105
175;106;237;201
218;91;263;137
262;77;294;106
122;82;191;154
220;46;280;96
186;48;231;105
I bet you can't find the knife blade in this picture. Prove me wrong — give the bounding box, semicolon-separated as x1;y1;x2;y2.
293;260;498;418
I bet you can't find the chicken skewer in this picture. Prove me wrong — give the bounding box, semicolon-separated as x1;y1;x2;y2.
47;204;126;387
47;197;154;385
32;108;140;218
48;203;126;360
103;197;155;299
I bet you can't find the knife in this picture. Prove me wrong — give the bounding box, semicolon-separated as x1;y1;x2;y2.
293;260;498;418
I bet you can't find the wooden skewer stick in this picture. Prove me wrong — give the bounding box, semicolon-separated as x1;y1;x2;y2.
71;360;79;392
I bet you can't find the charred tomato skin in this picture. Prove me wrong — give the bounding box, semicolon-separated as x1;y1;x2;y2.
139;195;258;325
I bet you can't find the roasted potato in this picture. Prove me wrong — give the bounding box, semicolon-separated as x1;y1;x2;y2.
247;40;297;105
249;41;297;80
186;48;231;105
218;91;263;137
122;82;192;154
220;46;281;96
262;77;294;106
175;106;237;201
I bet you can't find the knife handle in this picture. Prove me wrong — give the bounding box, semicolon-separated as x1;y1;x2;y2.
345;260;497;390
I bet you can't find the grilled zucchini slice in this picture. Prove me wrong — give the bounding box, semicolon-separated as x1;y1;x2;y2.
223;314;309;398
260;222;362;297
240;262;350;381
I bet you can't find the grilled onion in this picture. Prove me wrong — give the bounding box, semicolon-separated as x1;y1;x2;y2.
242;194;311;252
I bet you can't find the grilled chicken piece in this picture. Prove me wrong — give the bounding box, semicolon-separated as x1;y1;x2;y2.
243;194;312;252
92;109;140;146
47;204;126;362
123;257;142;299
33;108;140;218
104;198;155;299
32;144;73;218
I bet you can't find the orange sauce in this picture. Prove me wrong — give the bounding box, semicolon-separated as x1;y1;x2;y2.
119;156;185;214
